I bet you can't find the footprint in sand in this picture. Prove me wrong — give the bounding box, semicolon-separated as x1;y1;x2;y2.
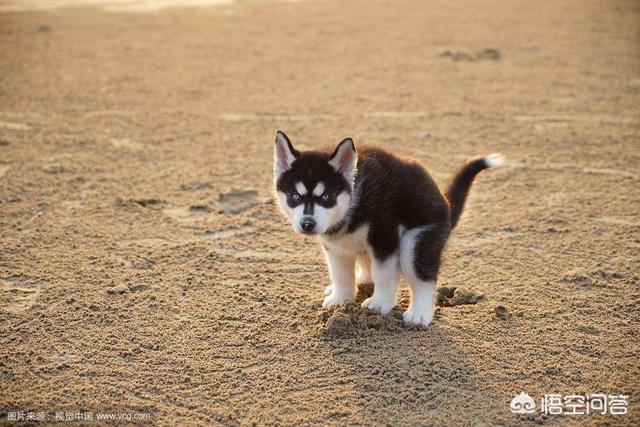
435;287;485;307
115;254;155;270
46;354;81;367
161;204;256;239
439;48;501;62
162;204;213;227
0;276;41;314
179;181;212;191
42;154;74;174
217;189;267;214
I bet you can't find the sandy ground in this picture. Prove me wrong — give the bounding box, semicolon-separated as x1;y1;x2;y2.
1;0;639;425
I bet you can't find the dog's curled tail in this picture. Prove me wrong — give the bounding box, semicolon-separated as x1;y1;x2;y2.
445;153;504;229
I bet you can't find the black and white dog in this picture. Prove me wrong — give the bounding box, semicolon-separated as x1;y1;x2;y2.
274;131;502;326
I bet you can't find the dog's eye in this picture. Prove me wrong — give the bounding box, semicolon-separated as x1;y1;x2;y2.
291;192;301;201
320;193;331;201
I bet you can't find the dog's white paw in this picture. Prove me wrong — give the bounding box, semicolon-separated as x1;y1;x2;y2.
361;296;395;315
322;291;354;308
324;284;334;296
403;309;434;326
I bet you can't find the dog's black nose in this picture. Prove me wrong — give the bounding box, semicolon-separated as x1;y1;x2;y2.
301;218;316;233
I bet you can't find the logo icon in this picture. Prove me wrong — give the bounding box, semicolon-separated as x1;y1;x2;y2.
511;392;536;414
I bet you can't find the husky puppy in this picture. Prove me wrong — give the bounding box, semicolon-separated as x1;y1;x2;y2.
274;131;502;326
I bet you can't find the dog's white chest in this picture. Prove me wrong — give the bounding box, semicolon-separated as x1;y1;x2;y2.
319;224;370;257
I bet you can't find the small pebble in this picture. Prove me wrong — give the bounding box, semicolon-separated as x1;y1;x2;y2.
495;305;511;320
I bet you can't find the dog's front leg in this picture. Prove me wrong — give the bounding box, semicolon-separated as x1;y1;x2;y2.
322;248;356;308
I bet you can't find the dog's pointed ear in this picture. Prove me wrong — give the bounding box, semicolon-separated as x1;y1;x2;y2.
274;130;298;178
329;137;357;183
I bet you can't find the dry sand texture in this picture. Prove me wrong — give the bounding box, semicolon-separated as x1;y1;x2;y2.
1;0;639;425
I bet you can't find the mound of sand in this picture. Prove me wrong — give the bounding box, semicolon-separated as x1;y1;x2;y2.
316;285;486;338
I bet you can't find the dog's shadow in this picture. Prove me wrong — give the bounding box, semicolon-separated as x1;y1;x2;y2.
323;284;514;425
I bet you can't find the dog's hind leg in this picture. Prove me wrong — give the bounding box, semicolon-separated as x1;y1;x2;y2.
399;223;450;326
355;254;372;285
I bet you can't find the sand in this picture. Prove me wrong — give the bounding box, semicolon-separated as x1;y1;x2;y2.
0;0;639;425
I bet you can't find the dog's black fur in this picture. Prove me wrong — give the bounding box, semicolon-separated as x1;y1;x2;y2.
345;146;491;281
